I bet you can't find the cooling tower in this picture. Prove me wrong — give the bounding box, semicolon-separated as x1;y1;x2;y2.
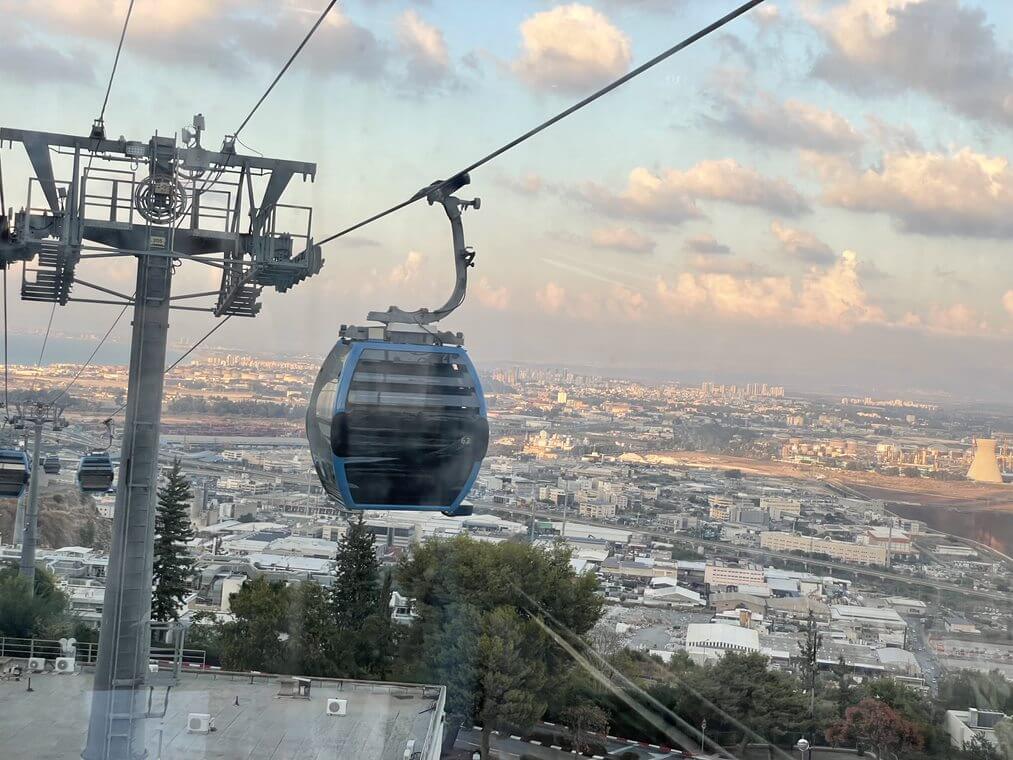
967;438;1003;484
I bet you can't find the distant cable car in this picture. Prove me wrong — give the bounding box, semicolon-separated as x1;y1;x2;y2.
0;449;31;498
42;455;61;475
307;175;489;516
77;452;115;493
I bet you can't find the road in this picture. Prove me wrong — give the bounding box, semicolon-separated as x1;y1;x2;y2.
482;503;1013;605
902;614;943;696
456;726;707;760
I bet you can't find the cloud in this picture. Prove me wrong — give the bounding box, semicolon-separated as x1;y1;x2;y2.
709;92;864;153
389;251;425;284
6;1;388;80
0;35;94;84
811;148;1013;238
925;303;988;334
688;256;767;276
808;0;1013;126
864;115;923;153
1004;290;1013;318
770;220;835;265
683;234;731;256
582;161;808;223
513;4;631;94
793;251;886;327
472;277;510;310
536;282;567;314
656;251;885;329
395;9;452;86
752;4;781;29
589;226;656;254
497;171;549;195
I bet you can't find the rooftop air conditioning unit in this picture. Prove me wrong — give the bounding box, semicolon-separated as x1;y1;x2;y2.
187;713;214;734
148;663;160;674
27;657;46;672
55;657;75;674
326;698;347;716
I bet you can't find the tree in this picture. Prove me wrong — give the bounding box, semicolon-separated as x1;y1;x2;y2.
561;704;609;754
397;536;602;754
832;655;852;719
219;576;292;672
826;697;924;759
798;610;823;724
477;607;547;758
151;460;196;622
0;566;69;638
994;718;1013;760
331;514;379;629
287;581;336;677
966;734;1002;760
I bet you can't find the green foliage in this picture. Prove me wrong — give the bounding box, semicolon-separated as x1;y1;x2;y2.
151;460;196;622
994;718;1013;760
220;576;291;672
966;733;1003;760
940;670;1013;714
397;536;601;755
560;703;609;754
331;515;379;629
477;607;547;757
0;566;69;638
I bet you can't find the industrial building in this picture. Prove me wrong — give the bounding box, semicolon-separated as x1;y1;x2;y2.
760;531;888;566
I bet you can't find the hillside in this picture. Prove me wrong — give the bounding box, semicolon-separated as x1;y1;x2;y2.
0;484;112;551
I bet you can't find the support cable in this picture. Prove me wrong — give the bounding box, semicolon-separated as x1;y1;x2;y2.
37;304;56;367
48;303;129;406
98;0;137;123
105;315;233;421
233;0;340;138
316;0;765;247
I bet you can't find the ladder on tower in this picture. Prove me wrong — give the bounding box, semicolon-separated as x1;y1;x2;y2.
21;239;77;304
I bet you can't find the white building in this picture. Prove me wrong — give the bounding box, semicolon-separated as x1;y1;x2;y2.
685;623;760;663
945;709;1008;751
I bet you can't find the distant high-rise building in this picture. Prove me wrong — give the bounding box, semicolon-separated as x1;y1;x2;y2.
967;438;1003;483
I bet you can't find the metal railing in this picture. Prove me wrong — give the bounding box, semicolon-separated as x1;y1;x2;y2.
0;636;206;669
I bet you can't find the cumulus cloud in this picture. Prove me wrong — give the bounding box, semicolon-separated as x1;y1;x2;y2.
656;251;885;329
709;92;864;153
4;0;387;79
536;282;567;314
807;0;1013;126
1003;290;1013;318
925;303;988;334
770;220;835;265
589;226;656;254
513;4;631;94
864;115;923;153
389;251;425;283
472;277;510;310
793;251;886;327
396;9;452;86
811;148;1013;238
683;234;731;256
582;161;808;223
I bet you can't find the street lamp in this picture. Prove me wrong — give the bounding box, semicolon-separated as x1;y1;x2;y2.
796;738;811;759
700;718;708;753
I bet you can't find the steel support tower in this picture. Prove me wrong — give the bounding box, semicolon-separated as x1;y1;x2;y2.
0;116;323;760
9;402;66;587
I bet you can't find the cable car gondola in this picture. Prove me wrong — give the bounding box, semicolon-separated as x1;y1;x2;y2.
0;449;30;498
42;455;61;475
307;175;488;516
77;452;115;493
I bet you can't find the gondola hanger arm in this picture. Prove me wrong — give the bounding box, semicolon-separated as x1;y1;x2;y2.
368;173;479;327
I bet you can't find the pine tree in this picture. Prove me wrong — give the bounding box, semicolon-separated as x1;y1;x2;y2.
330;514;380;628
151;460;196;622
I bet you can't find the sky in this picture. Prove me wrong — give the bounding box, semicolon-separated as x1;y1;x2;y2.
1;0;1012;401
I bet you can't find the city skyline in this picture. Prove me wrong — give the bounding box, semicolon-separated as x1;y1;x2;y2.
2;0;1012;397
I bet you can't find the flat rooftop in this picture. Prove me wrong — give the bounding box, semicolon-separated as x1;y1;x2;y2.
0;668;444;759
